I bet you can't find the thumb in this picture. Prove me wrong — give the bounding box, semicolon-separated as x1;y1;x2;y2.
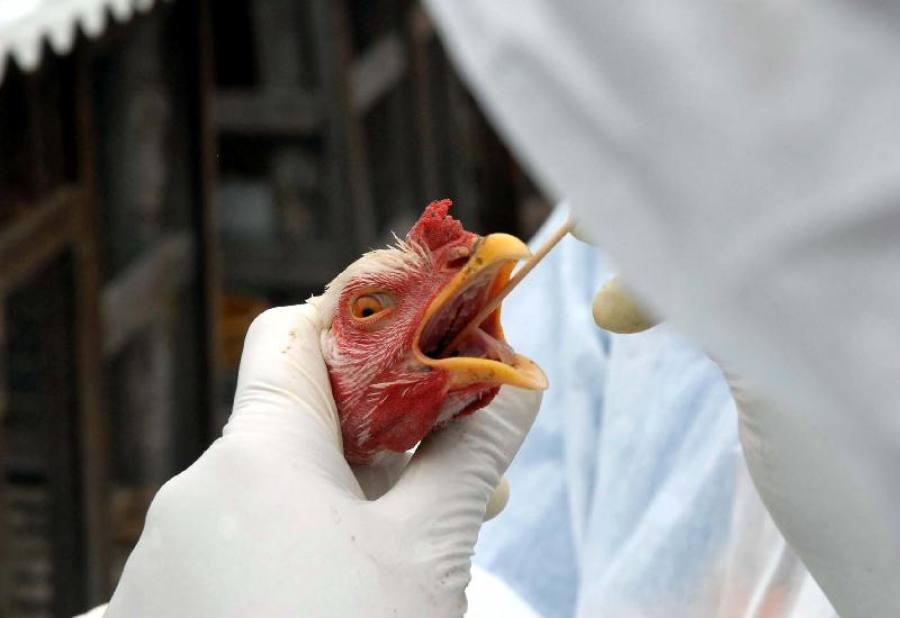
591;276;659;334
378;387;541;530
224;303;346;468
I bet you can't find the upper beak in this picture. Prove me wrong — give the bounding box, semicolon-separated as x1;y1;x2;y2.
413;233;549;391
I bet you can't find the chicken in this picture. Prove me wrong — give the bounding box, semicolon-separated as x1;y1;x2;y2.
319;200;548;464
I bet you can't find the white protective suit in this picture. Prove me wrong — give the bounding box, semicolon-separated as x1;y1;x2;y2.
423;2;900;616
473;208;836;617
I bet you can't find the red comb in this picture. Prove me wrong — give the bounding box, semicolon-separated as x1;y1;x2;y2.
406;199;466;251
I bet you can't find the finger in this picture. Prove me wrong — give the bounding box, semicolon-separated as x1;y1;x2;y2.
225;303;344;457
569;219;598;245
592;276;658;333
484;477;510;521
352;451;413;500
379;387;541;530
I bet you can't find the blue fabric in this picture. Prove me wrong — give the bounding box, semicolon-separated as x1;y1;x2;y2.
473;209;740;617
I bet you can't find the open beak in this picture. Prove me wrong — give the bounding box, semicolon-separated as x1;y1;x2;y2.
413;233;549;391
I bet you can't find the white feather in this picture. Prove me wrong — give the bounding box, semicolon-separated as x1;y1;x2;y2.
312;237;428;326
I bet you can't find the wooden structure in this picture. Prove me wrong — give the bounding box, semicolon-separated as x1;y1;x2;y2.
209;0;549;435
0;1;218;615
0;1;549;616
211;0;534;303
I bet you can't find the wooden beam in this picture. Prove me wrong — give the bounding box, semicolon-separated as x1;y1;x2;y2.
40;254;87;617
310;0;377;258
72;48;112;605
407;9;441;202
377;1;419;227
24;69;51;196
249;0;322;244
178;0;222;443
0;302;8;616
0;188;79;294
214;89;321;135
101;232;195;357
409;3;435;43
0;295;7;425
442;70;481;227
350;32;407;114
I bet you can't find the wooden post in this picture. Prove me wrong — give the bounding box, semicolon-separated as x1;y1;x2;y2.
0;297;7;616
407;5;441;205
356;0;416;235
99;12;179;489
73;46;112;605
186;0;223;440
40;254;87;617
251;0;317;242
310;0;378;258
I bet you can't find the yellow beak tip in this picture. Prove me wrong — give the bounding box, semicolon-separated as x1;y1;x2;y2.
475;233;532;263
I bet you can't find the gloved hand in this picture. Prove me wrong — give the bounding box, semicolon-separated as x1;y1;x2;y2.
97;302;541;618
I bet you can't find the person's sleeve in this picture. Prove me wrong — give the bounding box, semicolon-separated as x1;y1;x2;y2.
423;2;900;615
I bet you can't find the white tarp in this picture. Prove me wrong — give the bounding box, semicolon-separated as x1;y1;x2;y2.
0;0;164;86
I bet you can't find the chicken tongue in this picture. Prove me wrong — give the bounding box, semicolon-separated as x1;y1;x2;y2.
454;327;516;365
442;219;575;356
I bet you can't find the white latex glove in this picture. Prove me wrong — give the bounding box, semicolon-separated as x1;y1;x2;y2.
98;303;541;618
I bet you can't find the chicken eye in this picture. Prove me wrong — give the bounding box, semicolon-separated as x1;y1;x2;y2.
350;293;394;320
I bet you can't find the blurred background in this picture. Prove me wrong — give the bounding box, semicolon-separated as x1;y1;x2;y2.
0;0;552;615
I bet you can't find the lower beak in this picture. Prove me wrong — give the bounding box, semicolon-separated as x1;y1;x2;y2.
413;233;549;391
